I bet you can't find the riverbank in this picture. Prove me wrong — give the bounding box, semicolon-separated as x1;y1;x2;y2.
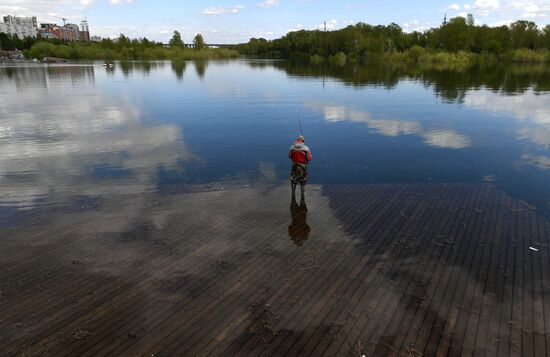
305;48;550;71
23;41;240;61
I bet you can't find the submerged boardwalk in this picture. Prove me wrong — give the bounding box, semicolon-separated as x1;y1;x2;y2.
0;183;549;356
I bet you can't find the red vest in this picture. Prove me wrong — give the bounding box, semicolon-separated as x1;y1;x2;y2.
289;140;312;164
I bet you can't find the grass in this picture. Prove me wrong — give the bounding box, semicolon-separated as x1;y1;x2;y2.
23;41;240;61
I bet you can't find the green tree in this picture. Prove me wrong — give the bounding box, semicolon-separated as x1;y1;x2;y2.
0;33;14;50
117;34;130;48
510;20;539;49
169;31;184;48
437;17;474;52
11;35;24;50
193;33;205;50
544;25;550;49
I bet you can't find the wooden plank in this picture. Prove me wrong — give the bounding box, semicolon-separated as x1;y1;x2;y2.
128;185;365;356
530;211;547;357
231;185;411;356
2;183;549;356
70;194;308;356
368;183;459;357
325;184;458;356
519;203;534;357
269;185;435;356
509;199;526;357
495;194;516;357
539;218;550;356
391;184;473;356
483;192;512;356
457;185;501;356
404;184;482;355
7;199;271;355
315;185;439;357
418;184;489;356
470;185;503;355
445;183;492;356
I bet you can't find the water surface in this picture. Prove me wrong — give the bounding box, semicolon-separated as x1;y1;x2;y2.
2;60;550;356
1;60;549;215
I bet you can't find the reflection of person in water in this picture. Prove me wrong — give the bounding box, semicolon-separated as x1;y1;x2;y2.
288;190;311;246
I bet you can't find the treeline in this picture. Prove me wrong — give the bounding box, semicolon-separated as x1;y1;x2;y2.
0;33;38;51
1;32;239;60
238;17;550;63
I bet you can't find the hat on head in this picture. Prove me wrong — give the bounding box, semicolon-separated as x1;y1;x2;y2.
297;135;305;141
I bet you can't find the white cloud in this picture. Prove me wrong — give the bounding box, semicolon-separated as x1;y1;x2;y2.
79;0;97;7
315;19;337;30
506;0;550;19
109;0;133;4
448;3;461;10
464;4;472;10
402;20;433;33
202;5;244;15
287;24;304;32
475;0;500;9
258;0;279;8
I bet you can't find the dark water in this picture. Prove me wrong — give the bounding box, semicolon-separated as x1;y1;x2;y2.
0;60;549;216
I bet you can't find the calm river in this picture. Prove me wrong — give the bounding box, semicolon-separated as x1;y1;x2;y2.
1;60;549;215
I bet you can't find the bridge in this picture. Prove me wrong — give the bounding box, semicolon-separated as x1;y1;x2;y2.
162;43;239;49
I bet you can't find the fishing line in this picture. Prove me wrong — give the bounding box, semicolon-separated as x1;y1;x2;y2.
297;112;304;136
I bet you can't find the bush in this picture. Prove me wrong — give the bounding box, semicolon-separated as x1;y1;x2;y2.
309;54;324;64
407;45;426;62
328;52;347;66
26;42;57;59
508;49;549;63
24;40;240;61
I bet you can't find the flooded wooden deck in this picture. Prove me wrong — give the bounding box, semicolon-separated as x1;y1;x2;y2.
0;183;549;356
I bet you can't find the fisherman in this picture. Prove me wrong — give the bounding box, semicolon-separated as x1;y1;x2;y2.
289;135;312;194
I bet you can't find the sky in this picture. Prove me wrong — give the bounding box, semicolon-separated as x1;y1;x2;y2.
1;0;550;43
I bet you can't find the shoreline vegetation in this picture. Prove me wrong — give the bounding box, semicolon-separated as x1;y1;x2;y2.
0;16;549;65
1;31;240;61
237;16;550;67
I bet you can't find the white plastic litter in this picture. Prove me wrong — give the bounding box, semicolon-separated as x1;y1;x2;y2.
529;246;539;252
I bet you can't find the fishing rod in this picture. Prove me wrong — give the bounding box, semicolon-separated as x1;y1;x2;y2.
297;113;304;136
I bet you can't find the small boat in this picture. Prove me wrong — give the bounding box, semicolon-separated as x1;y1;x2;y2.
102;63;114;68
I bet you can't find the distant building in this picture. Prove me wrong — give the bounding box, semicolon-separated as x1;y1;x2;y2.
0;15;38;38
38;23;58;39
79;21;90;42
90;36;102;42
40;22;81;42
64;23;80;41
40;23;62;40
38;30;57;40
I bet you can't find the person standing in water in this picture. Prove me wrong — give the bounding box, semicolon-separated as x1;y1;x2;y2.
289;135;312;194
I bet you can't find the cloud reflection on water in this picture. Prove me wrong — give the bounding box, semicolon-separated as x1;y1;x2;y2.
464;89;550;148
0;65;195;209
522;154;550;170
306;100;471;149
